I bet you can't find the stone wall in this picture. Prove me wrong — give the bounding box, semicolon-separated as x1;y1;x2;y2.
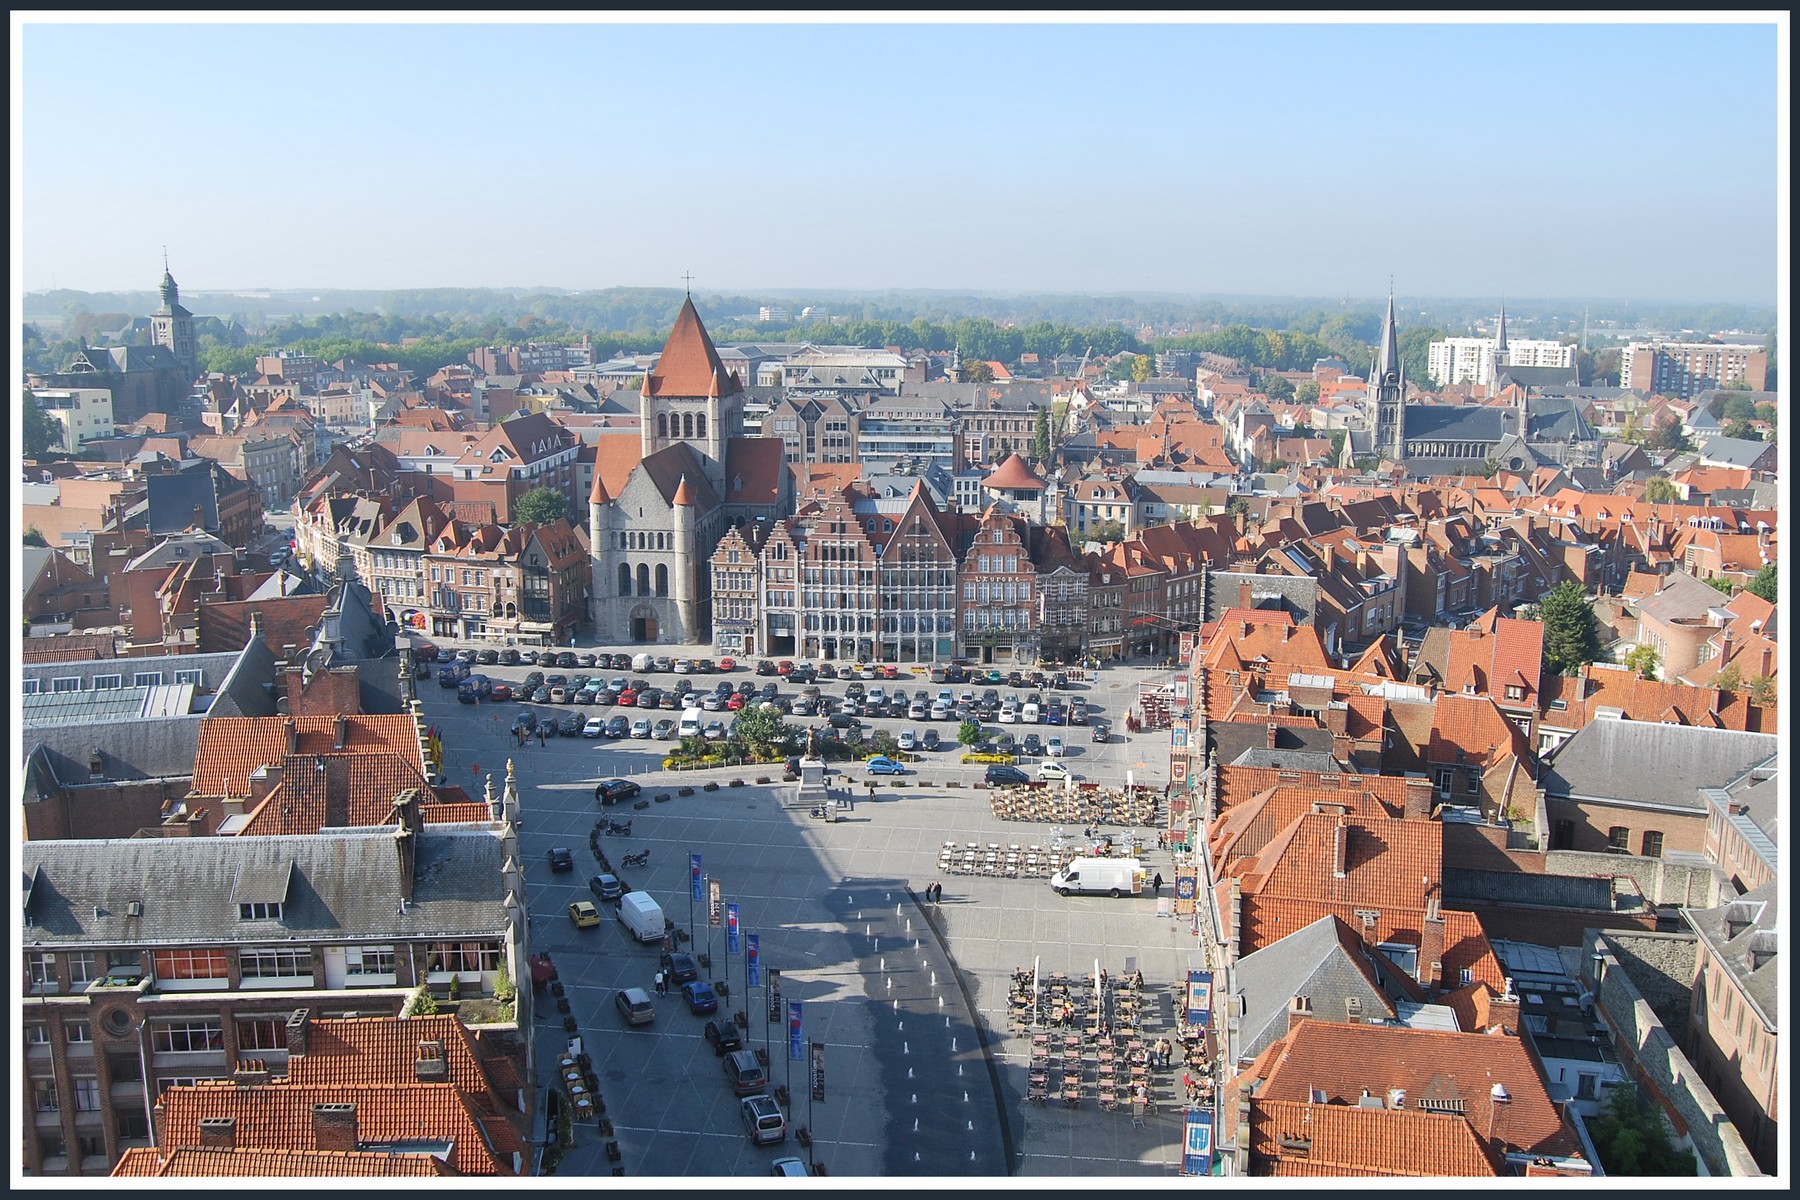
1582;930;1761;1177
1597;931;1698;1048
1547;850;1726;909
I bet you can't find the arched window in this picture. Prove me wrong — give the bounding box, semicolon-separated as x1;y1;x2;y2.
682;412;695;439
637;563;651;595
697;413;707;439
655;563;669;597
618;563;632;595
658;413;669;440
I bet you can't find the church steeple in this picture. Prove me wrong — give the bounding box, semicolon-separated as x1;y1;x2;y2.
1375;286;1400;385
1494;300;1507;355
1370;284;1406;464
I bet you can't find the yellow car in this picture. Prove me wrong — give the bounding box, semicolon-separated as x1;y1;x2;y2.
568;901;601;929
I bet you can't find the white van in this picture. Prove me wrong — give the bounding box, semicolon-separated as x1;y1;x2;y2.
1049;856;1144;898
678;712;702;739
618;891;666;942
1021;701;1041;724
631;652;654;673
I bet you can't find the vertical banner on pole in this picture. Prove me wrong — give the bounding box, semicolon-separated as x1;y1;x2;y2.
747;934;760;987
788;1002;804;1061
1185;970;1213;1027
690;854;704;902
810;1041;826;1101
1181;1109;1215;1176
708;879;723;927
767;970;782;1023
1179;631;1196;667
726;904;740;954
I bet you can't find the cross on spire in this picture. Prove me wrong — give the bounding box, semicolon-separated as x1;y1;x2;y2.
681;271;694;297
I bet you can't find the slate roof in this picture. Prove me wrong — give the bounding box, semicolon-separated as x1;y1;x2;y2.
1540;721;1778;809
145;468;220;534
1681;879;1778;1024
1697;436;1774;468
1402;405;1513;443
639;442;721;512
19;827;509;945
1232;915;1400;1061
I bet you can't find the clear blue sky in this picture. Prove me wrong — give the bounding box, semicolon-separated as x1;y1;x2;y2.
16;16;1786;303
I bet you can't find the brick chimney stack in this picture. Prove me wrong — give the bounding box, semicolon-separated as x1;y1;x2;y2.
311;1103;358;1153
198;1117;236;1151
286;1008;311;1057
415;1039;449;1083
332;714;349;750
1403;776;1434;821
1239;582;1253;609
1332;817;1348;879
283;717;298;755
1287;994;1313;1034
1266;722;1280;750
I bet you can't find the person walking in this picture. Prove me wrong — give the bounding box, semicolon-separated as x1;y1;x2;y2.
1152;872;1164;898
654;969;665;997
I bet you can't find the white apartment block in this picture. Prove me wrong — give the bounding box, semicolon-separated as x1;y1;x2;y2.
1427;336;1576;386
32;389;115;450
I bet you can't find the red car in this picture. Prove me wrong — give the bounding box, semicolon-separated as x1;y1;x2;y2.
618;689;638;707
415;643;441;662
777;660;795;676
718;657;736;672
881;665;900;679
727;693;746;710
489;683;513;702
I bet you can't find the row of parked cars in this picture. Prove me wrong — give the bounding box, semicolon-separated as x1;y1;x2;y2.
751;658;1075;691
416;643;739;674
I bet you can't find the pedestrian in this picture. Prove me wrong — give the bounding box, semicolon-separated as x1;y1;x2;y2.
1152;872;1164;897
654;969;664;996
538;726;546;746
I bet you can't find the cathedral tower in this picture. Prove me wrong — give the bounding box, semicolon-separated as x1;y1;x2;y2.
1370;287;1406;462
150;253;198;382
639;296;742;497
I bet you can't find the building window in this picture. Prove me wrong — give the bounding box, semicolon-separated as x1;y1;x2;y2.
240;947;313;979
619;563;632;596
151;948;230;981
52;676;82;693
108;1052;143;1083
73;1078;102;1111
116;1110;151;1142
27;1022;50;1045
236;1017;287;1051
38;1136;66;1166
238;902;283;921
428;941;502;974
1641;830;1664;859
656;563;669;597
133;672;163;687
68;951;96;987
92;673;123;690
29;952;58;992
1607;826;1631;853
152;1020;224;1053
345;945;396;978
66;1019;92;1045
34;1078;58;1112
22;679;40;694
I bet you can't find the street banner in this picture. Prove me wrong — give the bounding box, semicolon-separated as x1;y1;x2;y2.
726;903;740;953
1171;722;1187;748
690;854;704;902
709;878;723;927
1185;970;1213;1027
1181;1109;1215;1176
1174;675;1190;703
810;1041;826;1102
768;970;781;1022
788;1002;804;1061
1175;871;1198;917
1179;631;1196;666
747;933;760;986
1171;758;1189;784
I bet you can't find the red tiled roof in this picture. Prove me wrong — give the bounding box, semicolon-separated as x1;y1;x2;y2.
237;754;437;836
113;1147;449;1177
1253;1020;1580;1160
287;1015;492;1094
983;452;1046;490
425;801;494;823
191;715;424;800
643;298;740;398
1427;694;1528;768
1251;1098;1503;1176
724;436;785;507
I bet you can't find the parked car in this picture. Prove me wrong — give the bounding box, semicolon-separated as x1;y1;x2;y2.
511;711;538;735
776;660;795;676
547;847;575;872
603;715;630;738
582;715;607;738
589;873;623;902
1022;733;1044;756
984;765;1029;786
828;713;862;730
652;718;676;740
595;778;641;805
741;1094;787;1145
567;901;601;929
864;756;907;776
661;952;699;984
770;1157;810;1177
722;1047;766;1095
705;1019;744;1055
557;652;579;669
897;729;918;751
1047;735;1065;758
922;728;941;750
718;657;736;672
615;987;655;1027
815;662;837;680
414;642;441;662
682;980;719;1015
1091;721;1111;744
523;671;546;692
579;652;598;667
1037;761;1071;781
703;720;726;741
489;683;513;702
631;718;653;739
475;648;499;665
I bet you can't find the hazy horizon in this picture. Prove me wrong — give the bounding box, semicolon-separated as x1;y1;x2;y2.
16;16;1786;305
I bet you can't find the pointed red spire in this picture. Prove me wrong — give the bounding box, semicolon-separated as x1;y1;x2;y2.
644;296;741;399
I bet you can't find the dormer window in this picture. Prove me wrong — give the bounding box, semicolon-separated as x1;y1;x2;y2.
239;902;283;921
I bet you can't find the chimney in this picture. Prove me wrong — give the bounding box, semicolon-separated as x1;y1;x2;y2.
1266;722;1281;749
1238;581;1253;609
198;1117;236;1151
1757;645;1771;679
391;788;425;836
1287;994;1313;1034
332;714;349;750
1281;625;1293;642
283;717;298;755
231;1059;270;1088
152;1100;167;1149
249;611;264;639
312;1103;359;1153
394;824;417;904
1403;776;1434;821
1332;818;1348;879
415;1039;450;1083
1324;704;1348;735
286;1008;311;1057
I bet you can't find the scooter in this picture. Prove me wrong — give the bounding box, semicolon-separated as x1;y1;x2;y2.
603;819;632;837
621;849;650;869
808;805;830;820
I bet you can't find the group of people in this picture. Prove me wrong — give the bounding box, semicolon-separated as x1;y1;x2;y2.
924;881;945;904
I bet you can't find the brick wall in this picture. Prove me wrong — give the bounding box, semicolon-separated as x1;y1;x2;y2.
1547;796;1708;858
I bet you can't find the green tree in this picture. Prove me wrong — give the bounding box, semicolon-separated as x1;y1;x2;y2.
1752;402;1777;426
1130;353;1154;383
513;486;569;526
1718;394;1758;422
1714;663;1743;694
1263;375;1296;403
1745;562;1777;604
1033;405;1052;462
1747;675;1776;706
957;720;983;747
1705;575;1737;596
1538;581;1602;676
1620;644;1661;680
24;528;48;547
1721;419;1761;442
962;358;994;383
22;392;61;458
1295;380;1320;406
1587;1085;1696;1176
729;704;791;753
1327;429;1347;464
1641;476;1679;504
1644;414;1693;454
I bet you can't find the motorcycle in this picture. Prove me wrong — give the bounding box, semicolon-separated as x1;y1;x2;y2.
621;849;650;869
603;819;632;837
808;805;829;820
